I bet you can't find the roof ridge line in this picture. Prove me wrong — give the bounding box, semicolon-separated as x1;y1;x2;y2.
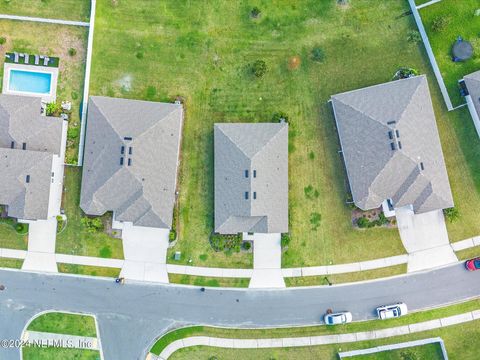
251;123;287;161
131;105;182;141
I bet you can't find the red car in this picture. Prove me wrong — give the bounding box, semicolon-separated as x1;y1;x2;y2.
465;257;480;271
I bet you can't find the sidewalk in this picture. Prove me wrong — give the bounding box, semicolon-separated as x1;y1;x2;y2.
0;13;89;27
155;310;480;359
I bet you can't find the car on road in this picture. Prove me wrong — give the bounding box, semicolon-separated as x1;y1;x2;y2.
465;257;480;271
324;311;353;325
376;303;408;320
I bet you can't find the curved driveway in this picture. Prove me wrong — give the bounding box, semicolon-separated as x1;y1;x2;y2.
1;263;479;360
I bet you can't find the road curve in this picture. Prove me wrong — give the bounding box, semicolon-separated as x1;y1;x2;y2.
0;262;479;360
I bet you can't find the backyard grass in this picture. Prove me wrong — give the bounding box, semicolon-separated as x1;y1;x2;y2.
419;0;480;106
56;167;124;259
345;342;444;360
151;298;480;356
58;263;121;278
22;347;100;360
455;246;480;261
0;220;27;250
27;312;97;337
0;257;23;269
284;264;407;287
0;19;88;164
89;0;480;268
0;0;91;22
168;274;250;288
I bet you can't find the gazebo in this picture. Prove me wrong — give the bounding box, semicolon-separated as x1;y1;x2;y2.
452;37;473;62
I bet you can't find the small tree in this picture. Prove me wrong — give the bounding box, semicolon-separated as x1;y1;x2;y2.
357;217;369;228
250;7;261;18
281;233;291;248
251;60;267;78
444;207;460;223
68;48;77;56
311;46;325;62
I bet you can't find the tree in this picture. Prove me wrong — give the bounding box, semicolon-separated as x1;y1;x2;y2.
444;207;460;223
250;7;261;18
251;60;267;78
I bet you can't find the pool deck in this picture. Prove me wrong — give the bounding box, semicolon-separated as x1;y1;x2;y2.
2;62;58;103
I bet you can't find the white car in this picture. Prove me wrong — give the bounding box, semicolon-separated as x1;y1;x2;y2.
376;303;408;320
324;311;353;325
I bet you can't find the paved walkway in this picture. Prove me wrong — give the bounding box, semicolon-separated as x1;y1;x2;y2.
0;14;89;27
119;223;170;283
396;208;457;272
249;233;285;288
22;218;58;273
155;310;480;359
22;330;99;350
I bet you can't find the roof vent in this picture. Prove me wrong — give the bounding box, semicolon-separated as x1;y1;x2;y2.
120;157;124;165
390;142;396;151
398;141;402;149
129;147;132;155
244;170;249;178
22;142;26;150
253;170;257;178
128;158;132;166
245;191;249;200
420;162;425;170
388;131;393;139
26;175;30;183
10;141;14;149
395;130;400;138
387;121;396;125
124;136;133;141
121;146;125;154
253;192;257;199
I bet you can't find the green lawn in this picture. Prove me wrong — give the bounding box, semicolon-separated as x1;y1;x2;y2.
56;167;124;259
0;19;88;164
150;298;480;356
285;264;407;287
0;0;91;22
455;245;480;261
58;263;121;278
419;0;480;106
22;347;100;360
346;343;444;360
0;257;23;269
0;220;27;250
168;274;250;288
28;312;97;337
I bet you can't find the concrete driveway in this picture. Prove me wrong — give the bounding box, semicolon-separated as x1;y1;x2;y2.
249;233;285;288
22;218;58;273
119;223;170;283
395;207;457;272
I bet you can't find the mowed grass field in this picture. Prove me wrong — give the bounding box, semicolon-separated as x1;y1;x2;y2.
90;0;480;268
419;0;480;106
0;0;91;22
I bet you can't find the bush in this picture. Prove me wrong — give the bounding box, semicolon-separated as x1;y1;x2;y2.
15;223;25;233
67;127;79;140
81;217;103;233
444;207;460;223
407;30;422;44
311;46;325;62
431;15;450;32
68;48;76;56
169;229;176;242
271;111;289;123
243;241;251;250
210;233;242;252
45;102;61;116
310;212;321;230
393;67;419;80
250;7;261;18
281;233;291;248
357;217;370;228
0;37;6;45
251;60;267;78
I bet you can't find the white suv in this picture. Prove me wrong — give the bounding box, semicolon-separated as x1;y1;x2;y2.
376;303;408;320
324;311;353;325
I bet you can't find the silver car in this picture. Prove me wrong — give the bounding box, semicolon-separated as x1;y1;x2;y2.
324;311;353;325
376;303;408;320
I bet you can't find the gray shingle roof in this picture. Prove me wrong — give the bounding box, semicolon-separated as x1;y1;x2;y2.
214;122;288;234
80;96;183;229
0;94;64;220
464;70;480;118
331;75;453;214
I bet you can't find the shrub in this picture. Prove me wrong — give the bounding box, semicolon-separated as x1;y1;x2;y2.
251;60;267;78
15;223;25;233
304;185;319;200
407;30;422;44
308;151;315;160
169;229;176;242
146;86;157;99
357;217;370;228
310;212;322;230
271;111;289;123
45;102;61;116
281;233;291;248
135;51;144;59
71;91;79;100
81;217;103;233
210;233;242;252
311;46;325;62
250;7;261;18
68;48;76;56
431;15;450;32
67;127;79;140
392;67;419;80
99;246;112;258
0;37;6;45
444;207;460;223
243;241;252;250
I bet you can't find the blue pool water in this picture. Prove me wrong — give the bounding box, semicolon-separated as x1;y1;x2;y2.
8;69;51;94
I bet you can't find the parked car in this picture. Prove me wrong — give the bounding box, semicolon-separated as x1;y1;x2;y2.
324;311;353;325
376;303;408;320
465;257;480;271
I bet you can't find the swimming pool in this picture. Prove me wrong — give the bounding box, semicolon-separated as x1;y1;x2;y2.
8;69;52;94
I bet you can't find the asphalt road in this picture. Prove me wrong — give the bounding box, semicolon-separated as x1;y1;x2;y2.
1;262;479;360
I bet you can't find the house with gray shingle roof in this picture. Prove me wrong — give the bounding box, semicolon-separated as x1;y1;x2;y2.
463;71;480;138
330;75;453;215
0;94;67;220
80;96;183;229
214;122;288;234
